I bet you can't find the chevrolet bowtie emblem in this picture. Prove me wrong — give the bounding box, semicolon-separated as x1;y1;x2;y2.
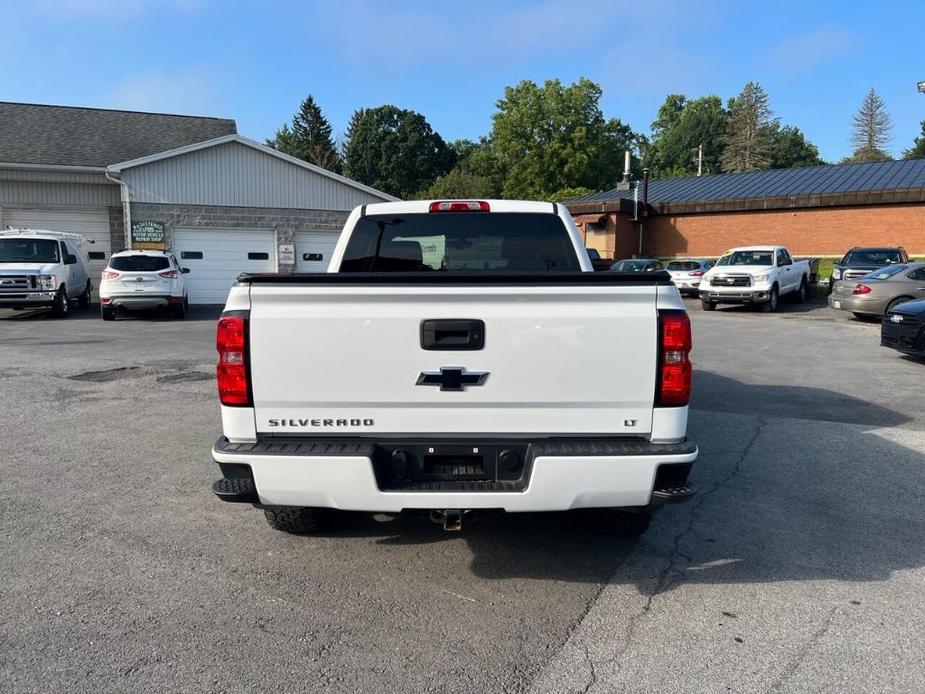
416;366;489;392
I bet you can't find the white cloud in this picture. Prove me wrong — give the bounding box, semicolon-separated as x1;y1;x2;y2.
105;67;223;116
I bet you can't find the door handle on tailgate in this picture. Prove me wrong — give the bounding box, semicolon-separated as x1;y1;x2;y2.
421;319;485;350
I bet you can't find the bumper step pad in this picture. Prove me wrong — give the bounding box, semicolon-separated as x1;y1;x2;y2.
651;482;696;503
211;477;258;503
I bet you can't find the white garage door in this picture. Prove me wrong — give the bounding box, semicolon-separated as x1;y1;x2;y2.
173;228;275;304
4;207;112;280
296;231;339;273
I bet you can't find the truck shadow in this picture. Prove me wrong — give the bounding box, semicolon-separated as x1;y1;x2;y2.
318;372;924;590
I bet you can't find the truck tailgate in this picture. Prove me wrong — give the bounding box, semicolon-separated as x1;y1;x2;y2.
248;281;658;436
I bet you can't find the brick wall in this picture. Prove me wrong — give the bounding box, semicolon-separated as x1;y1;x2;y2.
642;203;925;257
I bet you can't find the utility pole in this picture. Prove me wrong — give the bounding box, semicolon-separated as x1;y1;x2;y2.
697;144;703;176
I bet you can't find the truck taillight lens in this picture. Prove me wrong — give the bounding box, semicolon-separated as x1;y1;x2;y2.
429;200;490;212
159;270;179;279
657;310;692;407
853;283;872;295
216;311;251;406
101;270;120;280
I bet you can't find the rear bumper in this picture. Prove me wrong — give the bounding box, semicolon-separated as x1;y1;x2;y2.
0;291;56;308
827;293;888;315
211;436;698;512
103;293;178;308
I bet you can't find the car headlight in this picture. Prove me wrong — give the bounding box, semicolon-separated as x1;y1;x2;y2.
36;275;56;291
831;269;842;280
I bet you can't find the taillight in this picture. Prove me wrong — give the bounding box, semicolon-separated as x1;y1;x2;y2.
689;270;705;277
657;310;692;407
216;311;251;406
853;284;872;295
101;270;120;279
429;200;490;213
159;270;179;279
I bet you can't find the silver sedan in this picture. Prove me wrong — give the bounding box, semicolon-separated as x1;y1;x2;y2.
829;262;925;318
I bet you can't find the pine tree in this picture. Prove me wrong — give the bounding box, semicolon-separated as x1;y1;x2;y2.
267;95;341;172
846;88;892;163
721;82;778;173
902;120;925;159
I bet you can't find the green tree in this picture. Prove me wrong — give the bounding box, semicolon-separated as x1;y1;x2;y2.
488;78;635;198
419;167;497;199
342;105;455;199
769;126;825;169
645;94;727;177
845;88;892;163
722;82;778;172
267;95;341;171
902;120;925;159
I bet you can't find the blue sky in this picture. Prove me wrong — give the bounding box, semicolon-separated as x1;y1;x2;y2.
3;0;924;163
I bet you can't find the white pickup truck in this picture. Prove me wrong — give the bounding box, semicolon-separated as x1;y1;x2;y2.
210;200;698;533
699;245;811;312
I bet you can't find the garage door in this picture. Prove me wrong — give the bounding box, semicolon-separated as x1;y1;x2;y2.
4;207;112;281
296;231;339;273
173;228;275;304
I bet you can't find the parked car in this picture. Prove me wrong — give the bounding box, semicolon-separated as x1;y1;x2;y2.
611;258;664;272
828;247;909;292
828;262;925;320
700;246;811;312
99;250;189;321
0;229;93;316
209;199;697;535
585;247;613;272
667;259;715;296
881;298;925;357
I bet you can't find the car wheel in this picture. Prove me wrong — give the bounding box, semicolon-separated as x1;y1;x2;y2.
885;297;914;314
763;285;779;313
51;287;69;317
796;278;808;304
263;506;329;534
701;299;716;311
77;281;92;309
101;304;115;321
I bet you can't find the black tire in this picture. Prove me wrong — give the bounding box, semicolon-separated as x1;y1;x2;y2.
171;297;187;319
101;304;115;321
51;287;69;317
701;299;716;311
263;506;328;534
762;285;779;313
77;281;92;309
885;297;914;315
796;278;808;304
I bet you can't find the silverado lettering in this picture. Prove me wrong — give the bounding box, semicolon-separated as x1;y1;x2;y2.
267;418;374;427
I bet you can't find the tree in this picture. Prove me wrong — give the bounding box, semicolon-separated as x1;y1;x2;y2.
419;167;497;199
902;120;925;159
769;126;825;169
267;95;341;172
846;88;893;163
645;94;727;177
342;105;455;199
721;82;778;172
488;78;636;199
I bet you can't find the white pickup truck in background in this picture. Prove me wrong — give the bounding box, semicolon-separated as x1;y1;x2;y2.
210;200;698;534
699;245;811;312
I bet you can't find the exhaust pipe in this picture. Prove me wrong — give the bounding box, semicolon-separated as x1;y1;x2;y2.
429;509;466;532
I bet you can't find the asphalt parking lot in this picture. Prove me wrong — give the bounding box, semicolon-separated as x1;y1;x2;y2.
1;298;923;694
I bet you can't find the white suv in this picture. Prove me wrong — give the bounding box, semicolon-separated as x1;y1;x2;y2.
0;229;94;316
99;250;189;321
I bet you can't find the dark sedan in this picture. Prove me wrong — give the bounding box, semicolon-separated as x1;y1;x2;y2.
881;299;925;357
611;258;664;272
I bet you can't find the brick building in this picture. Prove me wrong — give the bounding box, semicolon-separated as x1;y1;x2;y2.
565;159;925;260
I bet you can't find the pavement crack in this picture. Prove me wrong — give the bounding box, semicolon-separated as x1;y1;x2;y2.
767;606;839;693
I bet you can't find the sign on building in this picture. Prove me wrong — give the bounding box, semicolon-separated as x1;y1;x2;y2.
131;221;166;250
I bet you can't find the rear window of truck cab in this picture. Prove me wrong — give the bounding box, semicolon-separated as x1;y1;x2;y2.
340;213;580;272
110;255;170;272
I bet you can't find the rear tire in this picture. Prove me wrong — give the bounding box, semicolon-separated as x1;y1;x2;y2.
51;287;69;317
701;299;716;311
796;278;808;304
77;281;92;309
101;304;115;321
263;506;328;534
171;297;187;319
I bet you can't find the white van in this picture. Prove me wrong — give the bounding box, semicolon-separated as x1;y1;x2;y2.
0;229;94;316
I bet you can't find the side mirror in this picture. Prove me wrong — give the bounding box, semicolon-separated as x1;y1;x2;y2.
181;267;190;274
65;254;78;265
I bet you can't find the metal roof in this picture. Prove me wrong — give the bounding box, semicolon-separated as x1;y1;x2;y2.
0;102;237;168
577;159;925;205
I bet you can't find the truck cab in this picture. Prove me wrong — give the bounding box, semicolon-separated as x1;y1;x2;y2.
0;229;94;316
